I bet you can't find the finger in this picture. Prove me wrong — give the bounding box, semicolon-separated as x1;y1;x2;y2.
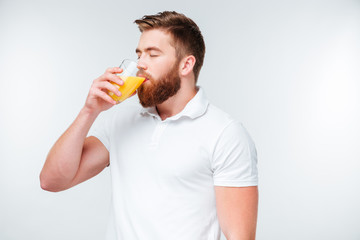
108;74;124;86
95;81;122;96
105;67;123;74
97;72;124;86
92;88;117;105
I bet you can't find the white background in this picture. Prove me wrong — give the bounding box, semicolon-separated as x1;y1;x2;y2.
1;0;359;239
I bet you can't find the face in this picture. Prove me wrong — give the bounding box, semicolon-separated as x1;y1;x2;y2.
135;29;181;107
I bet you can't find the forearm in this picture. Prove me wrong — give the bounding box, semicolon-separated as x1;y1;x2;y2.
40;107;99;191
40;67;123;191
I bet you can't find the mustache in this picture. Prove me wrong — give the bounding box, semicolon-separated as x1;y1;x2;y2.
137;69;153;80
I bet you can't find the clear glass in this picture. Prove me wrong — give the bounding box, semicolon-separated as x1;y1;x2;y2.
108;59;145;103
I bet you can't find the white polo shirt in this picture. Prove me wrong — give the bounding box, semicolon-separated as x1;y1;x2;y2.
89;87;258;240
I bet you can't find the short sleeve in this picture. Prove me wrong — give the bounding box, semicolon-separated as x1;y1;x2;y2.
87;111;112;152
212;121;258;187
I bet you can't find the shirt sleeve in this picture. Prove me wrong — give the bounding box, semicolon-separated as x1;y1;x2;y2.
212;120;258;187
87;111;112;152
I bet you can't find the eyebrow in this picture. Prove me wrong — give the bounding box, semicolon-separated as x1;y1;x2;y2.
135;46;163;54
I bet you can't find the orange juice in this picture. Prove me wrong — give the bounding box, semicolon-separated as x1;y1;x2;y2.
108;76;145;103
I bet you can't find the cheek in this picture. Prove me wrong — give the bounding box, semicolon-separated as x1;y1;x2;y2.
157;63;173;75
149;57;177;78
149;67;164;80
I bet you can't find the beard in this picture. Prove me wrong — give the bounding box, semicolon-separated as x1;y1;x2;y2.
137;61;181;108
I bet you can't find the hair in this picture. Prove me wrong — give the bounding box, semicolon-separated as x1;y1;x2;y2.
134;11;205;82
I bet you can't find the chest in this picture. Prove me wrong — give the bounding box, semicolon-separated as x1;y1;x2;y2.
109;120;214;184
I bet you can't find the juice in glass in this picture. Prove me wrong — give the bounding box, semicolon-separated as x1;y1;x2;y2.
108;76;145;103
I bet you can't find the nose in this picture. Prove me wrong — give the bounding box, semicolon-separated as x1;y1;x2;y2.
137;56;148;71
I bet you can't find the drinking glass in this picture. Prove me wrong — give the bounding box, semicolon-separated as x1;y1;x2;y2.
108;59;145;103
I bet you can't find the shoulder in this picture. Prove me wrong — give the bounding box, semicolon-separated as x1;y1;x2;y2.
201;103;237;131
201;103;255;145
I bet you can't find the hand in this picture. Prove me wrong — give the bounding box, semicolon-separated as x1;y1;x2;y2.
83;67;124;115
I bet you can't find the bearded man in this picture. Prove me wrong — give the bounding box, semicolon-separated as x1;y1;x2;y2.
40;11;259;240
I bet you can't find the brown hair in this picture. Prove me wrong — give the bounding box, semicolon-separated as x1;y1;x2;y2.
134;11;205;82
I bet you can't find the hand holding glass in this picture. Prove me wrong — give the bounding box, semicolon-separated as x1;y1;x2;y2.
108;59;145;103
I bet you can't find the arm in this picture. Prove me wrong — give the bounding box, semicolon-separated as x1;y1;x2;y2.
40;67;124;192
215;186;258;240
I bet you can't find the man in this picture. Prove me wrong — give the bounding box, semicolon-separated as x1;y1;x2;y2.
40;11;258;240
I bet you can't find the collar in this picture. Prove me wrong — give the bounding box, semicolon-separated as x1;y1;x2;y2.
140;87;209;121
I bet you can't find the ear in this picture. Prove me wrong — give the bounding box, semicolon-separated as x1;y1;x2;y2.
179;55;196;77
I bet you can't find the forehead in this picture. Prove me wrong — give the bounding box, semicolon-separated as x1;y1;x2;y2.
136;29;175;53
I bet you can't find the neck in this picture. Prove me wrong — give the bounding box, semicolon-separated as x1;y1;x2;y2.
156;82;198;121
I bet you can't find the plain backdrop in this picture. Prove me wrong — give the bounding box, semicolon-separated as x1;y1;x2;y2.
0;0;359;239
